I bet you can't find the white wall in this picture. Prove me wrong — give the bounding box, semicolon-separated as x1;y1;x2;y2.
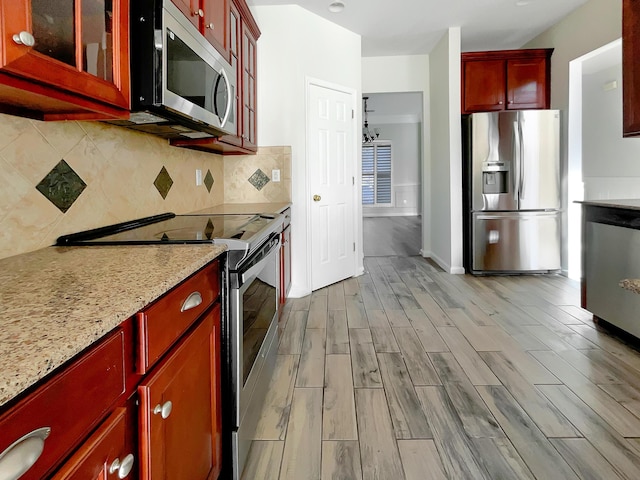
583;61;640;198
363;122;421;217
252;5;362;297
362;56;431;251
429;28;464;274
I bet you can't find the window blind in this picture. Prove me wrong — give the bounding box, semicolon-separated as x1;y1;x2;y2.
362;143;392;206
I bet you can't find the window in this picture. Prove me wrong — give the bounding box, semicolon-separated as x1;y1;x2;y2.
362;142;392;206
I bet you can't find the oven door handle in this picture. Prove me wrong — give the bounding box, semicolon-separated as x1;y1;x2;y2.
239;241;279;286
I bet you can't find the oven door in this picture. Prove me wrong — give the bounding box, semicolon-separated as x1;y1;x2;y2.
229;234;280;429
161;1;236;134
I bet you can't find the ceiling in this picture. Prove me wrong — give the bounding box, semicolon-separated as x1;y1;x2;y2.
246;0;588;57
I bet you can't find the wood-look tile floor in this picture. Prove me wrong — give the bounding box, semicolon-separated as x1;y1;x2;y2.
242;256;640;479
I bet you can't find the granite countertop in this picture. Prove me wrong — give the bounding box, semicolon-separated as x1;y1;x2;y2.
189;202;291;215
577;199;640;211
0;244;226;408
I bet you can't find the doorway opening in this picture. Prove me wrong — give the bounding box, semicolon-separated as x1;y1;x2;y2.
361;92;424;257
568;39;630;280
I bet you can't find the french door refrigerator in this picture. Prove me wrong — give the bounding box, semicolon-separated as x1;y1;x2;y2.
462;110;561;274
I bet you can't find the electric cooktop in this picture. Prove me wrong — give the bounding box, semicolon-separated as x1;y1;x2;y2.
56;213;283;253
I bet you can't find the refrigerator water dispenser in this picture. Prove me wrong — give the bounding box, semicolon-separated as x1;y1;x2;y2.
482;171;508;194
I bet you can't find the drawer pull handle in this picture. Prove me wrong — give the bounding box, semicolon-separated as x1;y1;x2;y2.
109;453;135;478
0;427;51;479
181;292;203;312
153;401;173;419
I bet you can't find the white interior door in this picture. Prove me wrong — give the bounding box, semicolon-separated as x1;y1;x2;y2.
308;83;356;291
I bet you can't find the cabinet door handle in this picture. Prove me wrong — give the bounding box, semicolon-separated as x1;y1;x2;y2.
498;101;503;105
207;23;215;30
0;427;51;479
153;401;173;419
12;31;35;47
181;292;202;312
109;453;135;479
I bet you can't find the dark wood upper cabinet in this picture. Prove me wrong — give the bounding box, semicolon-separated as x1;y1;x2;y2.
623;0;640;136
463;59;506;112
0;0;130;120
170;0;230;60
202;0;229;59
462;49;552;114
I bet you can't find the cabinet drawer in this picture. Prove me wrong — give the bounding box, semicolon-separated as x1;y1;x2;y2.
0;329;127;480
51;408;134;480
137;260;220;374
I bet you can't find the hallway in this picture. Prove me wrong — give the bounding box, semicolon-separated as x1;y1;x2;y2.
243;256;640;479
363;216;421;257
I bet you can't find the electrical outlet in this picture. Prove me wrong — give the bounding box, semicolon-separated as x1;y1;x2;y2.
272;169;281;182
195;169;203;186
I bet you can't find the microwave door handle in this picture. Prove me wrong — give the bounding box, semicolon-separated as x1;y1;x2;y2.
219;68;232;128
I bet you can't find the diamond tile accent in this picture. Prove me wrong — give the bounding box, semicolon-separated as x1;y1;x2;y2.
36;159;87;213
248;169;270;191
204;169;214;193
154;166;173;199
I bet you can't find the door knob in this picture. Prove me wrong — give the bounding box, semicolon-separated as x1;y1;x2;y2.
313;195;321;202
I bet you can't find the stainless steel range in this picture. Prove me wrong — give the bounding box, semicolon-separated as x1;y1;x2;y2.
56;212;284;479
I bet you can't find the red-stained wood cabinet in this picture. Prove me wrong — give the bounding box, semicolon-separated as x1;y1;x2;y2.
51;407;136;480
169;0;229;59
0;259;223;480
0;0;130;120
461;49;553;114
623;0;640;136
138;304;222;480
171;0;260;155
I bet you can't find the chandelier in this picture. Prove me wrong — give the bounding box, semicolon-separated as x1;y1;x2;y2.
362;96;380;143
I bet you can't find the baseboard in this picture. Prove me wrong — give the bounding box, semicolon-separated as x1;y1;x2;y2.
287;284;311;299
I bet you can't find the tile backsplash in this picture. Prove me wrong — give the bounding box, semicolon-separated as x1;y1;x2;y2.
224;146;291;203
0;112;291;260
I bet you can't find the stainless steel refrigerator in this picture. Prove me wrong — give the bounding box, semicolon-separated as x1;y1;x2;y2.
462;110;561;274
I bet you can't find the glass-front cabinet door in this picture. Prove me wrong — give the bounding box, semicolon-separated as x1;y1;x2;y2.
0;0;130;114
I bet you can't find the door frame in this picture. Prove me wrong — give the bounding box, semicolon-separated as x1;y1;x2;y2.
305;77;363;291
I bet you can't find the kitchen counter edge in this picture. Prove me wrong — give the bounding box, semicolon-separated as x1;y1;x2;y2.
576;199;640;211
0;244;227;407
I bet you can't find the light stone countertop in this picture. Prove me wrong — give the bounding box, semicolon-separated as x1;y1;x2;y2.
0;244;226;407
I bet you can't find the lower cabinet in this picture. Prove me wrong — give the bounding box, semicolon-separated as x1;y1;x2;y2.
0;259;223;480
51;407;136;480
138;303;222;480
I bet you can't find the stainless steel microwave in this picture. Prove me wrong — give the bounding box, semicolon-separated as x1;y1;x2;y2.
110;0;237;139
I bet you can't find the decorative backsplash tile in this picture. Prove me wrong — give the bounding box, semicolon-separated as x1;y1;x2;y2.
204;169;214;193
35;159;86;213
153;166;174;199
224;146;292;204
248;168;270;191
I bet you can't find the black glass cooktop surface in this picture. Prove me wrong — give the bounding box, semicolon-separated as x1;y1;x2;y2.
56;213;279;246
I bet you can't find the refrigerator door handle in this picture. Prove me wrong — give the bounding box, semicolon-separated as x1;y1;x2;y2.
518;115;525;201
513;120;521;207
